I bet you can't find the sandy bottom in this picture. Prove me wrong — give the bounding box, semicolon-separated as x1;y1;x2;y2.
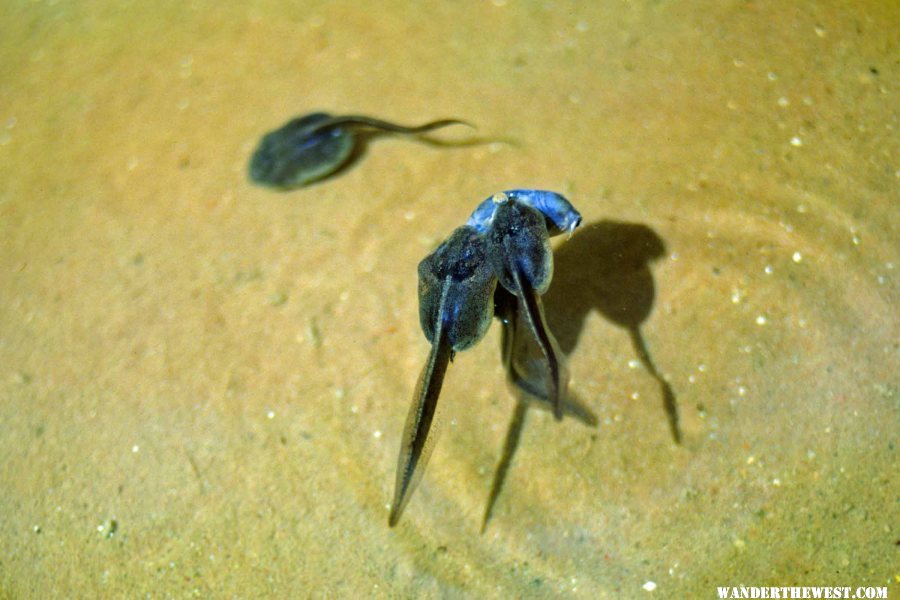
1;1;896;597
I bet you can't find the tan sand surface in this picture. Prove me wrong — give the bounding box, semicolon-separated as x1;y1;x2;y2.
1;1;896;597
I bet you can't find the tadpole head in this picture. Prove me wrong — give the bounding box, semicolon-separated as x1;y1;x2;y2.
248;113;355;188
248;132;284;184
417;226;497;352
485;199;553;296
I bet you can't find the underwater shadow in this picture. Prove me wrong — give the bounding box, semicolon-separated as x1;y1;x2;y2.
482;219;679;532
545;219;679;444
481;378;599;533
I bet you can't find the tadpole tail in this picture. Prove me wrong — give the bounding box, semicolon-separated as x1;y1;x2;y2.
494;287;518;373
389;325;452;527
315;115;473;136
512;268;566;421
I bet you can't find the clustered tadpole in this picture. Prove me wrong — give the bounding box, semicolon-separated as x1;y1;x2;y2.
389;189;582;527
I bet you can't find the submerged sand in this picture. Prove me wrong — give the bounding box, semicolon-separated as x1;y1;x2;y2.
1;1;896;597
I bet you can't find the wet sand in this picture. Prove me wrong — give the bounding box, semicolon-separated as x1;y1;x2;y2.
1;1;896;597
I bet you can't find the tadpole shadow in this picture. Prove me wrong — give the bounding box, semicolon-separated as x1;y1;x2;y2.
482;219;679;532
546;219;679;444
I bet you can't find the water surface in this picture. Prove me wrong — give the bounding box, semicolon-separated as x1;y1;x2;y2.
0;1;896;597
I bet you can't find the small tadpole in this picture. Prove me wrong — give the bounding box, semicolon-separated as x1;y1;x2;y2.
248;112;472;190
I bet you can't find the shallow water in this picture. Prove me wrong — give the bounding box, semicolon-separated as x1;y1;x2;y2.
1;1;896;597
